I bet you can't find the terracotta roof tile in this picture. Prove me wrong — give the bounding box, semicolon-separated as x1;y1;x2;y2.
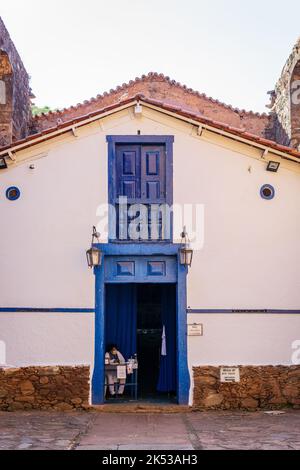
1;94;299;162
31;73;270;140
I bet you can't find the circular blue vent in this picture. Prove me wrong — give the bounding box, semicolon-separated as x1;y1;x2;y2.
6;187;21;201
260;184;275;200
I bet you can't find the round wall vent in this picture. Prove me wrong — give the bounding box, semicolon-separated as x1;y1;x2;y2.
260;184;275;200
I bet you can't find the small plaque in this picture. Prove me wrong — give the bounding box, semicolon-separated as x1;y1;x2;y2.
117;365;127;380
188;323;203;336
220;367;240;383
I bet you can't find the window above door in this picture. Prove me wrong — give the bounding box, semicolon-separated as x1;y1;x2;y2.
107;136;174;243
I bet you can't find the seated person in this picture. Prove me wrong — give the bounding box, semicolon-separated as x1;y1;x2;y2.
105;344;126;397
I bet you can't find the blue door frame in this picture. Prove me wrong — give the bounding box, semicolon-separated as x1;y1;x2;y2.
92;243;190;405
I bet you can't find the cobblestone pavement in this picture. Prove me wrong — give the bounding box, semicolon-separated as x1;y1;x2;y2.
0;410;299;450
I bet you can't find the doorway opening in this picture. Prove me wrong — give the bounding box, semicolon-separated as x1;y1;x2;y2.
105;283;177;403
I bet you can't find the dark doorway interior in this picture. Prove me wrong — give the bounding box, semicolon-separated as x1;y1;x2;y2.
137;284;176;402
105;283;177;403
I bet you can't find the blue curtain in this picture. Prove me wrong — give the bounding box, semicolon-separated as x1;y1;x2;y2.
157;285;177;393
105;284;137;361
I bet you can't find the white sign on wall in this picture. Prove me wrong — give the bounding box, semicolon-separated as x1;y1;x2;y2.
220;367;240;383
117;366;127;380
0;341;6;366
188;323;203;336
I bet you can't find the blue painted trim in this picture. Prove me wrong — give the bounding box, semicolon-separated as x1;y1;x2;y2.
2;308;298;315
107;136;175;145
92;259;106;405
94;243;181;256
92;242;190;405
177;259;190;404
187;309;300;314
260;184;275;200
6;186;21;201
0;308;95;313
107;135;174;242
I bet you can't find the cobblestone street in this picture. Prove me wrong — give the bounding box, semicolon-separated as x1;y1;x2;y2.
0;410;299;451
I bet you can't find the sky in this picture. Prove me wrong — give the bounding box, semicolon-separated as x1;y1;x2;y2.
1;0;300;113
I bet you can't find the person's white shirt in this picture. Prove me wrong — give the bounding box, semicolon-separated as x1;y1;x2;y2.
106;350;125;364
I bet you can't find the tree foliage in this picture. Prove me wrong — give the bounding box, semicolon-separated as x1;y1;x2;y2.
31;105;53;116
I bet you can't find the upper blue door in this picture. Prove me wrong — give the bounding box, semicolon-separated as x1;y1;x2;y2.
116;145;140;201
116;144;166;204
141;146;166;203
115;144;167;241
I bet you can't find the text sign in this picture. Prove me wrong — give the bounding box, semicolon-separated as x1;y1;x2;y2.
117;366;127;380
220;367;240;383
188;324;203;336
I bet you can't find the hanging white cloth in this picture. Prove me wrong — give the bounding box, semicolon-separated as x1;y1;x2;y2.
161;325;167;356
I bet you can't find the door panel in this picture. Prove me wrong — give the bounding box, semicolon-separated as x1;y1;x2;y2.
141;146;166;202
116;145;140;200
116;145;166;203
115;144;167;240
104;256;177;283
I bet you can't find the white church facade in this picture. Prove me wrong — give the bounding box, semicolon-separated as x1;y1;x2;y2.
0;18;299;409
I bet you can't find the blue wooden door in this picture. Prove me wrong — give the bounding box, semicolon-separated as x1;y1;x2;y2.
116;145;140;202
141;146;166;203
116;144;165;203
115;144;166;240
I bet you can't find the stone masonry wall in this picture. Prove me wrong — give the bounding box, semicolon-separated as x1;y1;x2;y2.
0;16;33;146
269;38;300;149
193;366;300;411
0;366;90;412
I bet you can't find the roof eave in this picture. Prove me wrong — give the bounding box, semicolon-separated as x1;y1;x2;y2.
0;95;300;165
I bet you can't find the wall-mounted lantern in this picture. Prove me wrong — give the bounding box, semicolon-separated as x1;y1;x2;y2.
267;161;280;173
86;226;102;268
0;157;7;170
134;102;143;118
179;227;194;268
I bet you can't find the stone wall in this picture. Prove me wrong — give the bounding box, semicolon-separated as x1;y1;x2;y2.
0;366;90;411
193;366;300;411
269;38;300;149
0;16;33;146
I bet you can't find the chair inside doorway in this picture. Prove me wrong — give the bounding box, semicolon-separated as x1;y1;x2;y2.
105;283;177;403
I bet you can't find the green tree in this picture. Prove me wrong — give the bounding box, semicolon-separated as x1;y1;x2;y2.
31;105;53;116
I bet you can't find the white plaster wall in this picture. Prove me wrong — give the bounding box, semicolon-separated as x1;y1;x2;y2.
187;313;300;405
187;314;300;366
0;129;107;308
1;110;300;309
0;312;94;367
171;131;300;310
0;107;300;367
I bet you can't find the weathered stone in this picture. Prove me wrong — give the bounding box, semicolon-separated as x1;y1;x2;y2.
54;402;74;412
197;376;217;386
39;389;51;397
8;402;25;411
3;368;20;376
193;366;300;411
241;398;259;409
282;385;299;399
269;38;300;149
0;366;90;411
20;380;35;396
203;393;224;408
288;371;300;381
0;389;8;398
39;376;49;385
29;375;39;382
39;367;60;376
14;396;35;403
71;398;83;405
0;18;33;145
